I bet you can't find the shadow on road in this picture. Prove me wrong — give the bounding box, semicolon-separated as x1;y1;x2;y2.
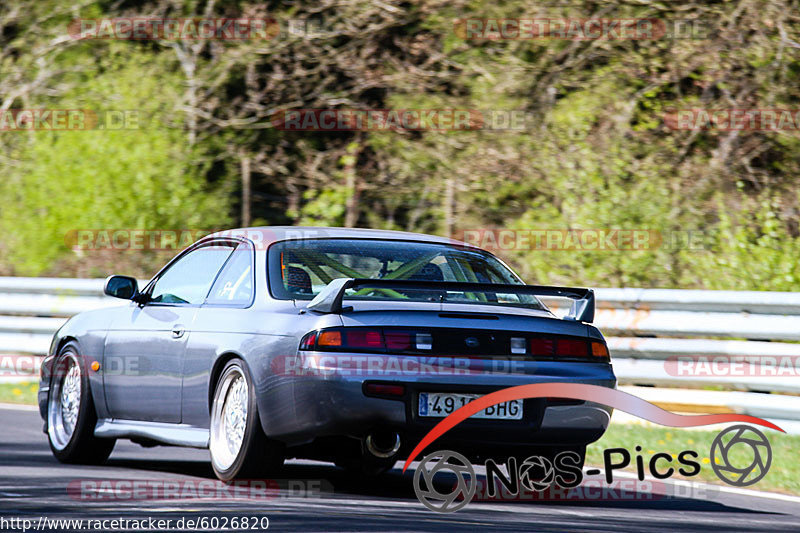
98;454;777;515
4;408;797;533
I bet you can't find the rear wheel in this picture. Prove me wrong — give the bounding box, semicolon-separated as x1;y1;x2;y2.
209;359;283;481
47;341;115;464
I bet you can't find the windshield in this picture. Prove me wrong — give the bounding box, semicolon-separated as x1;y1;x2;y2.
268;238;545;310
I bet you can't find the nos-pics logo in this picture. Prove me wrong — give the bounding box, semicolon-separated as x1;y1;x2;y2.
413;424;772;513
413;449;582;513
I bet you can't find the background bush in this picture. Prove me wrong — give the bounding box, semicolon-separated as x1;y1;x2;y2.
1;0;799;288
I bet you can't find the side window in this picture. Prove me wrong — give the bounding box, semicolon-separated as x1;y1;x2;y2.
206;245;254;305
149;243;235;305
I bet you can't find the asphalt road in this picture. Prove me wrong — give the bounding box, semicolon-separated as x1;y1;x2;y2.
2;406;799;533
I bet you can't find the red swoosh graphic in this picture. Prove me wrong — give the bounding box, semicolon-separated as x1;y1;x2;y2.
402;383;784;473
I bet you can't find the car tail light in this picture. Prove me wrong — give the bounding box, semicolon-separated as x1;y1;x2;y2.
299;331;317;350
383;331;432;350
385;331;412;350
555;339;589;358
300;327;609;361
530;338;555;356
591;341;610;358
318;330;342;347
530;337;605;360
299;327;432;353
346;329;385;349
365;382;405;397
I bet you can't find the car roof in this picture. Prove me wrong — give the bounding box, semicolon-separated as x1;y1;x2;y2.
206;226;474;248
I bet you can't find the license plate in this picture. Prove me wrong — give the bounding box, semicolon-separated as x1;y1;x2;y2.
418;392;523;420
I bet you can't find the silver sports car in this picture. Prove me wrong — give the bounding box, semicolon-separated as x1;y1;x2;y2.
39;227;615;480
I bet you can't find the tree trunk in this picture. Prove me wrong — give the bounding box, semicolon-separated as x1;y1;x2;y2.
241;154;251;227
443;176;455;238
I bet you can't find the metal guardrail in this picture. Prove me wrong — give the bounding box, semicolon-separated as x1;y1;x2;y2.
0;277;147;356
592;288;800;397
553;289;800;406
4;279;800;362
2;278;798;424
542;289;800;429
551;291;800;398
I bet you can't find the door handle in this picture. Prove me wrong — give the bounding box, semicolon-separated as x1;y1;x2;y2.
172;325;186;339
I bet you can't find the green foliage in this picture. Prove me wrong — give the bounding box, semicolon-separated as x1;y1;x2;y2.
0;50;230;275
2;0;800;289
293;188;348;226
684;196;800;290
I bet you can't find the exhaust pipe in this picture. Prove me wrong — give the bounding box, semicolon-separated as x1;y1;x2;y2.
365;431;401;458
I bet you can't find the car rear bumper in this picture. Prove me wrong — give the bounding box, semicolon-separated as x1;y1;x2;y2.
259;353;616;452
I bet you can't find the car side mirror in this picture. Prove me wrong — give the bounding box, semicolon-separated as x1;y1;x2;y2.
104;275;140;301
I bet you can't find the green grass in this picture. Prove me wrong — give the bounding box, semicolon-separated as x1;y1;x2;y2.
0;381;38;405
587;422;800;495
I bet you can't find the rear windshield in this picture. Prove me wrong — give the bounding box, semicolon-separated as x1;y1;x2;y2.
268;238;545;310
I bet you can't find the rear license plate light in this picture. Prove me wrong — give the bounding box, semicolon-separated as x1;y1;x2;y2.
415;333;433;350
510;337;527;354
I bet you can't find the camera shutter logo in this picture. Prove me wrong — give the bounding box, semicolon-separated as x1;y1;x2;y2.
518;456;556;492
710;425;772;487
413;450;476;513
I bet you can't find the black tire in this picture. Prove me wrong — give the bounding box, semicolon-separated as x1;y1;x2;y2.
209;359;283;481
47;341;115;464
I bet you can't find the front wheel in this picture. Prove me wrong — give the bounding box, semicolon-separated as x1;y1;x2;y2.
209;359;283;481
47;342;115;464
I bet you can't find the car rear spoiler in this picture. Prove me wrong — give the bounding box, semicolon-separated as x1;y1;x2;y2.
305;278;595;323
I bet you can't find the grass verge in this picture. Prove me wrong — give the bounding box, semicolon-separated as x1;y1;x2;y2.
587;422;800;496
0;381;38;405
